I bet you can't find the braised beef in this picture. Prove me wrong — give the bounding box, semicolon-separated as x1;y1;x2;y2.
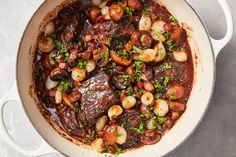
78;72;118;126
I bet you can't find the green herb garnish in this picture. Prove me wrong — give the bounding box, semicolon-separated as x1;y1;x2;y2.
77;58;86;69
59;80;72;90
169;15;178;24
133;60;143;81
130;122;144;134
126;7;134;16
158;116;168;124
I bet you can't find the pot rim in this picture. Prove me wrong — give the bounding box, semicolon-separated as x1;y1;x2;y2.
15;0;216;156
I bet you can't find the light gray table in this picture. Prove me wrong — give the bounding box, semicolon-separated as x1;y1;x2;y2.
0;0;235;157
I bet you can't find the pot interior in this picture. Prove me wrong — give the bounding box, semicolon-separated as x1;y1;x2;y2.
17;0;214;156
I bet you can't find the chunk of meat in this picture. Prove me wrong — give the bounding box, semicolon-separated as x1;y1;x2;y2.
56;105;86;138
78;72;118;126
170;28;187;46
117;110;142;149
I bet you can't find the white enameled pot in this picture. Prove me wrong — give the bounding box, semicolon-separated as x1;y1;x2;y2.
0;0;234;157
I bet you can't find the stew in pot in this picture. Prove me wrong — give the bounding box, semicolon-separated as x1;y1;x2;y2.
34;0;194;155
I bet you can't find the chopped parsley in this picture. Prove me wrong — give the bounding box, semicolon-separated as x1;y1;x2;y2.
158;116;168;124
162;63;172;70
115;148;124;156
59;80;72;90
138;89;144;95
125;86;135;96
169;15;178;24
133;60;143;81
154;82;163;92
80;103;86;110
54;40;67;53
163;31;176;51
126;7;134;16
155;93;160;100
130;122;144;134
168;89;176;100
79;122;83;128
163;76;171;86
77;58;86;69
142;6;152;15
123;74;131;80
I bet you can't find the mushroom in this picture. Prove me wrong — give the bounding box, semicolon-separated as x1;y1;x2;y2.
93;45;109;68
38;37;54;53
50;67;69;82
141;130;161;145
44;21;56;36
110;50;132;66
151;20;166;42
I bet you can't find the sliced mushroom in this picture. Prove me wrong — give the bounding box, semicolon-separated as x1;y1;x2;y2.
110;50;132;66
141;130;161;145
93;45;109;67
50;67;69;81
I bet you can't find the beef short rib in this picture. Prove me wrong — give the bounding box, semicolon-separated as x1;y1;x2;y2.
78;72;118;126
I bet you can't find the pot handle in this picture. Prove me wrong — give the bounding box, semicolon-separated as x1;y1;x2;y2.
0;83;56;157
210;0;234;57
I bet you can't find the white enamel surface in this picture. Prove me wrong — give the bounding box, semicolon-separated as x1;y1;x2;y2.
0;0;229;157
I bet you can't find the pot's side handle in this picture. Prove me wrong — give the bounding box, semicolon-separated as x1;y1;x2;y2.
210;0;233;58
0;83;56;157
